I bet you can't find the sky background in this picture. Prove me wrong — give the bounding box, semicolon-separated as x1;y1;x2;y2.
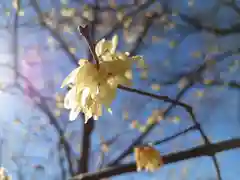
0;0;239;180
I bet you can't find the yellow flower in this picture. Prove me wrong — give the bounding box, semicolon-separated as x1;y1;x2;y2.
61;35;143;123
134;146;163;172
0;167;11;180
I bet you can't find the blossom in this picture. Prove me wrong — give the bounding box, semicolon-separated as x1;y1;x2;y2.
61;35;142;123
0;167;11;180
134;146;163;172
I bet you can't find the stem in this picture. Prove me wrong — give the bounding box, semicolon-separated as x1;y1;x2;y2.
78;25;100;69
118;85;193;114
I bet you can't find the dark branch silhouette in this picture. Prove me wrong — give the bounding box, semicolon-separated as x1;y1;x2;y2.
72;138;240;180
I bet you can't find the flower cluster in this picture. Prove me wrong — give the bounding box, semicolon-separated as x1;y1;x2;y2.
61;35;142;123
134;146;163;172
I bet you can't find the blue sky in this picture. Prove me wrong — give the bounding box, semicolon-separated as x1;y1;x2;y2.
0;0;239;180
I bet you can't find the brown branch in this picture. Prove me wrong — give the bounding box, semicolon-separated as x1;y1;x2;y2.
71;138;240;180
118;85;193;116
77;115;95;174
78;25;99;68
149;125;198;146
212;156;222;180
184;89;223;179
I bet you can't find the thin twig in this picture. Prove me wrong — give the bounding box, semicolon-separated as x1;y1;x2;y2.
30;0;79;66
148;125;198;146
78;25;99;68
99;0;156;41
118;85;193;113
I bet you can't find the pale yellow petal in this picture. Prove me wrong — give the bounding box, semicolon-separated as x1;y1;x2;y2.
95;38;105;57
81;88;90;107
61;67;80;88
92;102;102;117
64;87;77;109
98;83;116;107
84;110;93;123
69;107;80;121
111;34;118;53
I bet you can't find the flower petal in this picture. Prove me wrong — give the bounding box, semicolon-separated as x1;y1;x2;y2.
69;107;80;121
111;34;118;53
95;38;105;57
61;67;80;88
81;88;90;107
64;86;77;109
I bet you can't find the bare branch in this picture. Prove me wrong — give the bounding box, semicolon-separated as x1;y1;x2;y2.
148;125;198;146
99;0;156;41
118;85;194;116
30;0;78;66
212;156;222;180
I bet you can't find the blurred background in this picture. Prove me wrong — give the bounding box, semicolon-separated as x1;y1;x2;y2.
0;0;239;179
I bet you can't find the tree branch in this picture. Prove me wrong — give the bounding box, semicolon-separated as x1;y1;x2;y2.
71;138;240;180
118;85;194;118
148;125;198;146
30;0;78;66
77;115;95;174
99;0;156;40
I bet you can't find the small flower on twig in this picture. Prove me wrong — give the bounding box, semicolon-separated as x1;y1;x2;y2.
134;146;163;172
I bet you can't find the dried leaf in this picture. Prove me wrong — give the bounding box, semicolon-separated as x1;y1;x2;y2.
134;146;163;172
151;84;161;91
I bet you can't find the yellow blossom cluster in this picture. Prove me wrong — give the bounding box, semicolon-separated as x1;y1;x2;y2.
61;35;142;123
